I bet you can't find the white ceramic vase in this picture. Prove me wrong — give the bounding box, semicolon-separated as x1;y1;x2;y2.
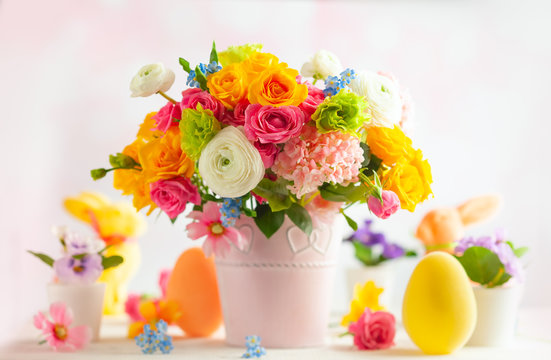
47;282;106;341
467;284;523;346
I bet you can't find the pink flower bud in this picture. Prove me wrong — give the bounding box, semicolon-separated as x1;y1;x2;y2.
368;190;400;219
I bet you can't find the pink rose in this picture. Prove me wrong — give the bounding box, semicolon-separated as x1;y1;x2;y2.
349;308;396;350
254;141;279;168
299;82;325;120
181;88;225;120
158;269;171;299
222;99;249;126
244;104;306;144
150;177;201;219
153;102;182;132
368;190;400;219
125;294;145;322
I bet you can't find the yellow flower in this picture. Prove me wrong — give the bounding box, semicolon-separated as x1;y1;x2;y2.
218;43;263;66
241;52;286;80
128;300;181;338
341;281;385;326
206;63;249;110
384;149;433;212
139;127;195;183
137;112;163;141
247;65;308;107
365;125;413;166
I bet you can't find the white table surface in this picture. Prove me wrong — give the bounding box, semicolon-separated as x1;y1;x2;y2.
1;308;550;360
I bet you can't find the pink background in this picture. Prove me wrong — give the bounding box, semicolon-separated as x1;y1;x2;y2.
1;0;550;344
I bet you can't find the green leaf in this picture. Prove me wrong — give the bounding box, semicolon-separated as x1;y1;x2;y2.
364;153;382;174
320;182;367;203
353;242;379;266
102;255;124;270
253;178;292;212
98;245;113;255
170;216;178;224
254;204;285;239
405;250;417;257
72;253;87;260
28;251;54;267
360;142;371;168
179;57;191;73
285;203;312;236
209;41;218;64
507;241;528;258
341;211;358;231
194;65;208;91
455;246;510;287
242;207;257;217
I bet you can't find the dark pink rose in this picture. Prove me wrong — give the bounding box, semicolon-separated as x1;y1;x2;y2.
299;83;325;120
244;104;306;144
349;308;396;350
153;102;182;132
254;141;279;168
368;190;400;219
180;88;225;120
222;99;249;126
150;177;201;219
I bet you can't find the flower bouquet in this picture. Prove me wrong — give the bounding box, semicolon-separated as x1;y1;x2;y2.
91;43;433;347
29;227;123;341
454;230;527;346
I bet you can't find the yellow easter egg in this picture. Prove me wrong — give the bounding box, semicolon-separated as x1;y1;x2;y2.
402;251;476;354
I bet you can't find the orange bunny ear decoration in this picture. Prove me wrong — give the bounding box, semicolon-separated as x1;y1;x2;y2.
415;208;464;253
456;195;501;226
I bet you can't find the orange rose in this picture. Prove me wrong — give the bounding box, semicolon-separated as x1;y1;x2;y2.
206;63;249;110
139;127;195;183
241;52;286;80
247;66;308;107
137;112;163;141
365;125;413;166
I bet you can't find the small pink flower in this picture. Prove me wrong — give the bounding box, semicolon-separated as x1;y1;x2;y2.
254;141;279;168
124;294;145;322
34;302;91;351
186;202;247;258
181;88;225;120
304;193;343;227
348;308;396;350
150;177;201;219
158;269;171;299
153;101;181;132
244;104;306;144
368;190;400;219
299;82;325;120
221;99;249;126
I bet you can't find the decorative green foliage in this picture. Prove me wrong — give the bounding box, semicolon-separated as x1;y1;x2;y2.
210;41;219;64
320;182;366;203
455;246;512;288
254;204;285;239
179;57;191;73
341;211;358;231
253;178;293;212
109;153;140;169
194;65;208;91
285;203;312;236
28;251;54;267
102;255;124;270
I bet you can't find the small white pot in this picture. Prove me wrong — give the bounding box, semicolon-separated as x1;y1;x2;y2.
47;282;106;341
467;284;523;346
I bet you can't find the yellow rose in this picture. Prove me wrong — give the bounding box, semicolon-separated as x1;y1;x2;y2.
137;112;163;141
365;125;413;166
206;63;249;110
384;149;433;212
241;52;286;80
139;127;195;183
247;66;308;107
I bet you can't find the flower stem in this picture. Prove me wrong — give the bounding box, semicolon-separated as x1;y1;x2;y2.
157;91;178;104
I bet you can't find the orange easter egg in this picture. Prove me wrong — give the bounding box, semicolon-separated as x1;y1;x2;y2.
166;247;222;337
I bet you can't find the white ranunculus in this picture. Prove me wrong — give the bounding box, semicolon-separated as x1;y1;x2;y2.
198;126;265;198
129;63;175;97
301;50;343;80
349;71;402;128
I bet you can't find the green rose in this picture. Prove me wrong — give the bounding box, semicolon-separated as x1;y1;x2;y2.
311;90;369;135
180;105;221;161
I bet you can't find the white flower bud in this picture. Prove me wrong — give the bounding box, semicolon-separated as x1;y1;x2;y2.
129;63;175;97
301;50;343;80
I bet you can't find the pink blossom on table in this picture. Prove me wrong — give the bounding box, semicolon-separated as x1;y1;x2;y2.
254;141;279;168
367;191;400;220
299;82;325;120
377;71;414;133
34;302;91;351
348;308;396;350
304;193;343;227
153;101;182;132
186;202;247;258
158;269;171;299
125;294;145;322
244;104;306;144
221;99;249;126
53;254;103;285
150;177;201;220
180;88;225;120
272;125;364;198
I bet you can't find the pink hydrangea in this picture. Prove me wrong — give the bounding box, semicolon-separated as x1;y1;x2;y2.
221;99;249;126
180;88;225;120
254;141;279;168
150;177;201;219
299;82;325;120
272;125;364;197
244;104;306;144
153;102;181;132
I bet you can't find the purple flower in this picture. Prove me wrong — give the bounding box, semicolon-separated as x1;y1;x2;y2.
455;229;523;280
382;243;405;259
348;220;387;246
53;254;103;284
